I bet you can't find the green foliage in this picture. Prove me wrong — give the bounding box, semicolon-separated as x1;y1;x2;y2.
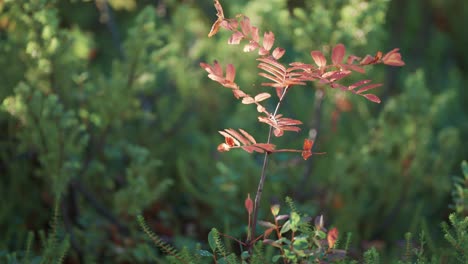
1;199;69;264
441;214;468;262
451;161;468;215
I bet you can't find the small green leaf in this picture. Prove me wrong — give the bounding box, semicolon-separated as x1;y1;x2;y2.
197;250;213;257
272;255;282;262
280;220;291;234
208;229;217;252
241;251;250;259
290;212;300;232
316;230;327;239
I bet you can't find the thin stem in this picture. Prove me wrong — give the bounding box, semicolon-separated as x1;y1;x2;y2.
249;87;289;247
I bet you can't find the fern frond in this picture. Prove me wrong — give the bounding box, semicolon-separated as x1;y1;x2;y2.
250;242;265;264
285;197;298;215
137;215;190;264
56;237;70;264
24;231;34;262
212;228;228;259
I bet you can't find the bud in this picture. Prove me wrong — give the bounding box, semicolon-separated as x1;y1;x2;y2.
244;194;253;215
327;227;339;249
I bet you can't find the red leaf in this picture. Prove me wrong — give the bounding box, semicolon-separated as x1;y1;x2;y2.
362;93;381;103
382;48;405;66
274;128;283;137
208;0;224;37
346;55;361;64
233;89;247;99
251;26;260;42
228;32;244;44
213;0;224;19
342;64;365;74
254;143;275;152
245;194;253;215
327;227;339;248
356;83;382;94
254;92;271;102
263;31;275;51
242;96;255;104
239;129;256;144
243;41;259;52
303;139;314;151
302;150;312;160
208;19;222;38
217;143;230;152
348;79;371;91
243;146;263;153
311;50;327;68
225;136;236;147
240;16;251;36
360;55;375;65
225;64;236;83
272;47;285;60
332;44;345;65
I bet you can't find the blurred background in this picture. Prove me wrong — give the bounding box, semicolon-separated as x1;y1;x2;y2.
1;0;467;262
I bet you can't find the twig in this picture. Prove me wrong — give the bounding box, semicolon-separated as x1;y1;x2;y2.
249;86;290;248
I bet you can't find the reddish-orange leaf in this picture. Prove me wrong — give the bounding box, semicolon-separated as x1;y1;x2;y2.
208;0;224;37
382;48;405;66
343;64;365;74
241;96;255;104
362;93;381;103
375;51;383;61
251;26;260;42
224;129;249;145
243;41;259;52
225;136;236;147
225;64;236;82
228;31;244;44
348;79;371;90
274;128;283;137
356;83;383;94
254;92;271;102
303;139;314;151
214;0;224;19
327;227;339;249
360;55;375;65
239;129;256;144
332;44;345;65
217;143;230;152
346;55;361;64
208;19;222;37
219;130;241;145
233;89;247;99
245;193;253;215
302;150;312;160
263;227;274;238
240;16;251;36
254;143;275;152
311;50;327;68
272;47;285;60
263;31;275;51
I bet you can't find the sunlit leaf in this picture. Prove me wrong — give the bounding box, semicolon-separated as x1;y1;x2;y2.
332;44;345;65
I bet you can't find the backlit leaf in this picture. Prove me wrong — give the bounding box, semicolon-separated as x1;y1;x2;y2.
311;50;327;68
332;44;345;65
362;93;381;103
